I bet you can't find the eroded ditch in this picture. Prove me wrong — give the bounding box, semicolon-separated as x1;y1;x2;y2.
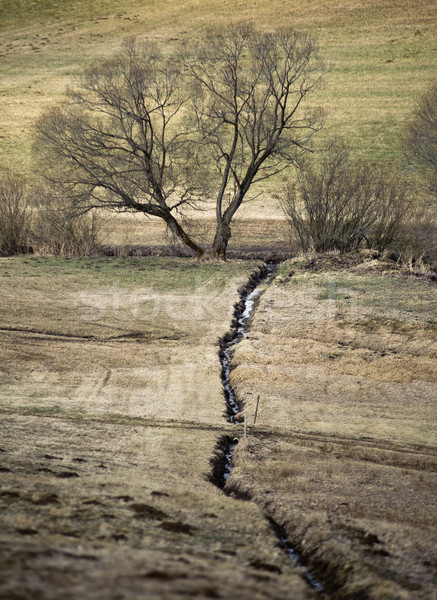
209;262;328;597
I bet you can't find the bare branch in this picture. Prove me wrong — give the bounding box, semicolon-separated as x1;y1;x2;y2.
34;38;205;256
182;24;325;258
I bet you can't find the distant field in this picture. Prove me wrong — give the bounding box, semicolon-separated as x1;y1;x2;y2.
1;0;436;175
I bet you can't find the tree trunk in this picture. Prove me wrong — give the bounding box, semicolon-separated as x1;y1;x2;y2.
212;218;231;260
164;212;204;258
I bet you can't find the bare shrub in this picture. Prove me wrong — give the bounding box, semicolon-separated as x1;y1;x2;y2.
282;138;411;254
393;202;437;274
363;174;412;253
32;192;101;256
0;171;31;254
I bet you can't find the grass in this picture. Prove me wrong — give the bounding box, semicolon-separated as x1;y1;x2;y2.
1;249;436;597
226;255;437;598
1;0;437;591
1;255;253;290
1;255;320;599
312;272;437;323
1;0;436;174
0;255;260;437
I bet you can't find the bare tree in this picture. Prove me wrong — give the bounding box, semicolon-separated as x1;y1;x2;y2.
404;81;437;201
34;39;205;257
182;24;324;259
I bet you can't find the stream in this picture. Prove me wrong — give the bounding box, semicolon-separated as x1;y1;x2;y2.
219;262;278;423
211;262;327;597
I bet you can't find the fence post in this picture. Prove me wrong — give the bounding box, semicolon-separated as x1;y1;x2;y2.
254;394;260;426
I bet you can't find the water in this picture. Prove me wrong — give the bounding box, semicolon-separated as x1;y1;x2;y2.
220;263;278;422
281;537;327;596
223;444;236;482
216;263;327;597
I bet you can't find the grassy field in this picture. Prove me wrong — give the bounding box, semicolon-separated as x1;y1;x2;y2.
1;0;436;175
227;253;437;599
0;256;322;599
0;256;256;423
0;253;436;597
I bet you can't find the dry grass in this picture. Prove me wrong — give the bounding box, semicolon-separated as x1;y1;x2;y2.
1;0;436;174
1;246;436;598
231;257;436;445
0;256;320;599
225;255;437;598
0;256;259;424
0;415;313;599
96;211;292;258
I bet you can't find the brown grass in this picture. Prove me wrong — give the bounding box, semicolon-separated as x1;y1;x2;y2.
97;212;292;258
0;256;320;599
225;256;437;598
1;0;436;175
1;247;436;597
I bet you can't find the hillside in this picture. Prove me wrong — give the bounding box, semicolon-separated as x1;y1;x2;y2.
1;0;436;175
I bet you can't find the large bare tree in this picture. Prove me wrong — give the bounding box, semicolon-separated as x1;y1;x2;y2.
34;40;205;257
182;25;324;258
404;81;437;201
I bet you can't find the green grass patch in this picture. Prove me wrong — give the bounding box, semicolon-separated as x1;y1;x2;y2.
0;0;116;22
0;256;259;292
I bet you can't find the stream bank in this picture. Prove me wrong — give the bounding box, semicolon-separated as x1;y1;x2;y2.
209;263;328;597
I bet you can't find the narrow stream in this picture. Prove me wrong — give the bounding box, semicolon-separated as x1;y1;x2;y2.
211;262;328;597
219;262;278;423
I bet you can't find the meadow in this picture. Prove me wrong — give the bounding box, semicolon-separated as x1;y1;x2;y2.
1;253;435;598
228;253;436;598
0;1;436;598
1;256;320;599
1;0;436;175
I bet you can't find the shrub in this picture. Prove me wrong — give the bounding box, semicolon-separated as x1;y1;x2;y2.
282;138;411;254
0;171;32;254
403;81;437;201
393;203;437;274
32;191;102;256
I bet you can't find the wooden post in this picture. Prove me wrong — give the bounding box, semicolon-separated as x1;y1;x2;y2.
254;394;260;425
